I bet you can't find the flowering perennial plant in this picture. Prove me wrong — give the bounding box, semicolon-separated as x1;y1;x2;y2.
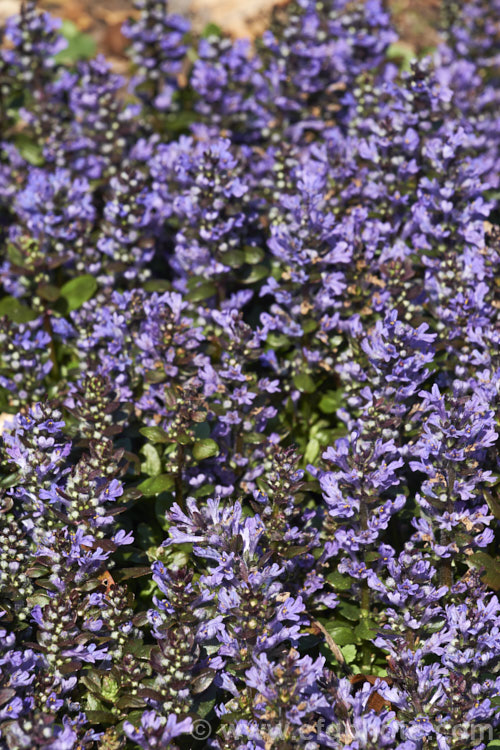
0;0;499;748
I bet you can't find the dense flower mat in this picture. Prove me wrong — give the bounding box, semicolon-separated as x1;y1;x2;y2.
0;0;499;748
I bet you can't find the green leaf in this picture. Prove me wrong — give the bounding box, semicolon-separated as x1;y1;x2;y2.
6;242;25;267
201;22;222;38
101;676;120;703
138;474;174;497
116;695;146;709
25;565;48;579
56;20;97;63
37;284;60;302
302;319;318;334
468;551;500;590
191;410;208;423
128;639;153;659
83;692;103;711
14;134;44;166
85;710;115;725
0;471;19;489
60;275;97;311
114;567;151;581
194;483;215;498
81;674;103;693
194;695;217;718
293;373;316;393
139;426;170;444
341;644;357;663
0;688;16;706
0;296;38;323
143;280;171;292
243;265;268;284
244;432;267;444
186;281;216;302
155;494;172;530
486;189;500;203
144;369;167;383
369;665;389;677
244;246;265;264
266;333;290;349
282;545;311;558
304;437;320;464
60;659;83;675
192;670;215;694
221;250;245;268
326;571;352;591
337;601;360;621
484;489;500;520
426;617;446;634
193;439;220;461
355;619;377;641
319;389;344;414
386;41;415;71
321;623;355;647
220;711;241;724
164;543;192;569
193;421;211;440
140;443;162;477
26;593;51;608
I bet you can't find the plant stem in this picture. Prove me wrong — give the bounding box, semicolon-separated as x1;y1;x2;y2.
439;465;455;588
175;444;185;511
43;313;60;381
359;496;370;616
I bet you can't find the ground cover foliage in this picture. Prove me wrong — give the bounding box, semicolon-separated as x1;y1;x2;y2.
0;0;499;748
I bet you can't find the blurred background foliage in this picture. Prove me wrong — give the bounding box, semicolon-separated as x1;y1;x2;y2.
1;0;441;75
